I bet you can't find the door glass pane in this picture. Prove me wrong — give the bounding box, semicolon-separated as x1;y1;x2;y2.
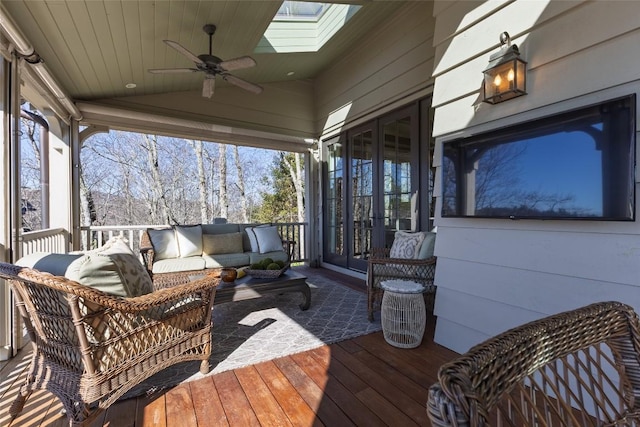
351;130;373;261
326;143;344;256
383;117;412;247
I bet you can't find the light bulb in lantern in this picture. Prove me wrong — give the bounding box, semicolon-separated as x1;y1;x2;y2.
493;74;502;87
507;68;514;82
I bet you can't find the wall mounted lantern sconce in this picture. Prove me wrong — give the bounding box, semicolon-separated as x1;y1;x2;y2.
482;32;527;104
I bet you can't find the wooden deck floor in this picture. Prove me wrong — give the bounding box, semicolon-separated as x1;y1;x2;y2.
0;269;458;427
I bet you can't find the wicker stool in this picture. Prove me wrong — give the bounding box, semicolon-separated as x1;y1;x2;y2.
380;279;427;348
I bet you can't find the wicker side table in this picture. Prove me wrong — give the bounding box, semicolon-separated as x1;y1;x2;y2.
380;279;427;348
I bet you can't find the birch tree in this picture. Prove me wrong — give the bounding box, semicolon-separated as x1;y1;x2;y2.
283;152;305;223
233;145;249;223
218;143;228;219
192;140;209;223
144;134;173;224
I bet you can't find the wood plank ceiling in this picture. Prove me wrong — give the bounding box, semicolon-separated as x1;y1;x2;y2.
2;1;404;102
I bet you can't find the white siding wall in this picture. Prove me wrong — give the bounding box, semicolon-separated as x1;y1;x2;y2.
431;0;640;354
315;1;436;138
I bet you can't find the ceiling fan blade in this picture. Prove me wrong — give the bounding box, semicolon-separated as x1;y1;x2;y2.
202;76;215;98
223;74;263;95
219;56;256;71
148;68;199;74
164;40;206;66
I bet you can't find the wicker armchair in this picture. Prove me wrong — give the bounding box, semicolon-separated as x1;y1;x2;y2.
427;301;640;427
367;247;436;321
0;262;219;427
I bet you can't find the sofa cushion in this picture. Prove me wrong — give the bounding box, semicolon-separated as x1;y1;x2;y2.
202;232;244;255
147;228;179;260
16;252;83;276
151;257;207;274
203;253;251;269
238;224;258;252
390;231;425;259
175;225;203;258
417;231;436;259
201;223;241;235
252;226;283;254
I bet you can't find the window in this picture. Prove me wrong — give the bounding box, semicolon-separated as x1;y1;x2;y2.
442;95;636;220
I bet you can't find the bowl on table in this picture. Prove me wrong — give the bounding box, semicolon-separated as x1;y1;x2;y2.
220;268;237;283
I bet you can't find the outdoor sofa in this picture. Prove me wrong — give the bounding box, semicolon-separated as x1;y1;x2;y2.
140;223;293;277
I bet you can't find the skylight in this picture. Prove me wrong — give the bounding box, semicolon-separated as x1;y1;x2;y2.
275;1;328;21
256;2;363;53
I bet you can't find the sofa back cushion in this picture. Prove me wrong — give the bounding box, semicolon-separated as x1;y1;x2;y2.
147;228;179;260
16;252;83;276
175;225;203;258
201;223;241;235
202;232;244;255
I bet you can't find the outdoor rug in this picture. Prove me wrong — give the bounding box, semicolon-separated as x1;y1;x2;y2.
123;269;382;398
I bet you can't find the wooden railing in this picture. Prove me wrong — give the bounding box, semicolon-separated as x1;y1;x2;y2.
22;222;309;263
21;228;68;256
79;222;309;263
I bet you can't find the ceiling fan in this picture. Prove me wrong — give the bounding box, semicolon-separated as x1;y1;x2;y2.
148;24;263;97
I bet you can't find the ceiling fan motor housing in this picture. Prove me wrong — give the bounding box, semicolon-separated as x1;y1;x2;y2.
198;54;224;71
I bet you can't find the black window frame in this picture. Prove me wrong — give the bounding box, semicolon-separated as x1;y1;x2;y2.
442;94;636;221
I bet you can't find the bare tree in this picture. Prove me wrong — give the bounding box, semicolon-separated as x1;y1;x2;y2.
233;146;249;223
144;134;173;224
283;152;305;223
191;140;209;223
218;144;228;219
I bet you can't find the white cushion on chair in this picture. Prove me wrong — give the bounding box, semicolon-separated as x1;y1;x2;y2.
417;232;436;259
390;231;425;259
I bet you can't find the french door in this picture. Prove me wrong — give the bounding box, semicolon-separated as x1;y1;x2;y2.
323;104;421;272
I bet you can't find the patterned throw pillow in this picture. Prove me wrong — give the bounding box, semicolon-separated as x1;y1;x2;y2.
202;232;244;255
389;231;426;259
66;236;154;297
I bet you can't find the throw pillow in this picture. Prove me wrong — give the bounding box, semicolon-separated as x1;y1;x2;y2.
417;231;436;259
389;231;426;259
66;236;154;297
252;226;284;254
245;225;269;252
202;232;244;255
147;228;179;260
175;225;203;258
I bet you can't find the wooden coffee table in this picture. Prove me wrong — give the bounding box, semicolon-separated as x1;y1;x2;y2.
213;269;311;310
